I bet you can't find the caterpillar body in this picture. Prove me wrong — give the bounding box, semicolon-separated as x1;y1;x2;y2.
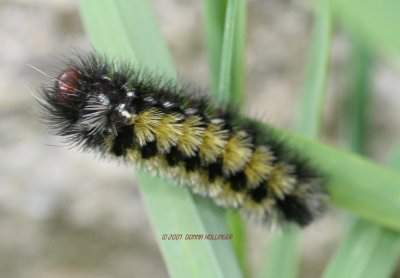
39;53;327;227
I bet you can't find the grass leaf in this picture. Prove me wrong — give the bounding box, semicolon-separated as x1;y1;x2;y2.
202;0;226;94
323;37;400;278
79;1;242;277
297;0;332;138
283;132;400;231
216;0;239;105
261;229;301;278
340;38;373;154
262;1;332;277
330;0;400;55
324;39;400;278
202;0;247;273
323;219;400;278
324;178;400;278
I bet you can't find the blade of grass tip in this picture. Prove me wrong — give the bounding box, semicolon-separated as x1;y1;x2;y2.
262;1;332;278
203;0;248;274
79;1;242;277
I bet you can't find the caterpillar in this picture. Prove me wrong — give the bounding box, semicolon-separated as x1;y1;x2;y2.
38;53;327;227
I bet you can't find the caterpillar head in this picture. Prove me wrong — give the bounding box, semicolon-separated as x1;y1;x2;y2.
39;54;135;150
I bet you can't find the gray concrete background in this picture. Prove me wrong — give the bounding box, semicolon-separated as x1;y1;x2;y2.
1;0;399;277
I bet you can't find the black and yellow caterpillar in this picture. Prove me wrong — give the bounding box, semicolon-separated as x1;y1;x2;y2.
39;53;327;227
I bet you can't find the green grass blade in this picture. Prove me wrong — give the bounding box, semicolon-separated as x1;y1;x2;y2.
262;1;332;278
216;0;239;106
324;37;400;278
283;132;400;231
225;210;246;274
79;1;242;277
219;0;248;273
323;219;400;278
202;0;226;94
330;0;400;55
202;0;247;274
80;1;173;74
138;174;243;278
297;0;332;138
389;142;400;168
261;229;301;278
323;145;400;278
340;39;373;154
229;0;246;105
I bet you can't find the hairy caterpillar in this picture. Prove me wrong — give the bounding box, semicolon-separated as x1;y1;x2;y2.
38;53;327;227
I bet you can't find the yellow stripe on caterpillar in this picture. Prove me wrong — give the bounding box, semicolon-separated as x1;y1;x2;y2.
222;131;253;175
130;108;162;146
244;146;274;188
199;122;229;164
155;113;184;153
178;115;205;157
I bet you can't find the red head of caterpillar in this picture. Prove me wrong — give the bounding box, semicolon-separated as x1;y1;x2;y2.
41;54;142;151
38;53;328;227
57;68;80;102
